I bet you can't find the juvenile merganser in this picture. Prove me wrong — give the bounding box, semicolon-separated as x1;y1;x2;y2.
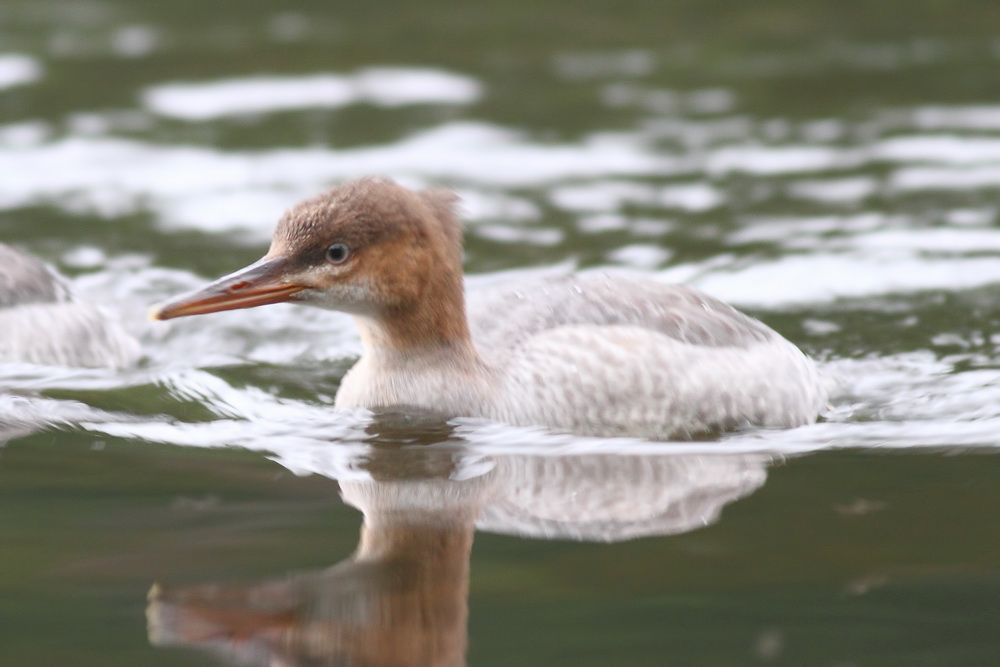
0;244;139;368
150;178;827;438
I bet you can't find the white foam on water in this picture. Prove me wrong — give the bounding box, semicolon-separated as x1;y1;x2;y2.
706;144;861;175
726;213;888;245
0;122;671;237
891;165;1000;191
658;182;724;211
875;134;1000;164
550;180;722;214
550;180;655;212
143;67;483;120
846;228;1000;252
607;244;672;269
0;53;43;90
787;176;878;203
451;188;540;223
669;251;1000;308
0;121;50;147
474;224;564;246
912;105;1000;130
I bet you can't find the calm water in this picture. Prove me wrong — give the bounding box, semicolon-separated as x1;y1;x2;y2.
2;1;1000;664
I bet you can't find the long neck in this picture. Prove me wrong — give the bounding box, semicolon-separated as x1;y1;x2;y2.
334;224;497;413
354;266;480;365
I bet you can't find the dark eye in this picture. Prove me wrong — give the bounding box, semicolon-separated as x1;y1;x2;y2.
326;243;351;264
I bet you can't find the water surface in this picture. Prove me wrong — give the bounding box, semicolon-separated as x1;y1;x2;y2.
2;1;1000;664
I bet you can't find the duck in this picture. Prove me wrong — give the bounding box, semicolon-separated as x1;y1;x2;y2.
150;177;827;439
0;243;140;369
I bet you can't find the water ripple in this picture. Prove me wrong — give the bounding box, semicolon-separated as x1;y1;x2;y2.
143;67;483;120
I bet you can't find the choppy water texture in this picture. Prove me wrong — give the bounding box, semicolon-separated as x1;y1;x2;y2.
2;2;1000;665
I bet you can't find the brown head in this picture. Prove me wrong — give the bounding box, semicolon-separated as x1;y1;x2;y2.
150;178;471;349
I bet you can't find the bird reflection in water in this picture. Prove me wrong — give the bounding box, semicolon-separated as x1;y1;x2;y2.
147;417;768;666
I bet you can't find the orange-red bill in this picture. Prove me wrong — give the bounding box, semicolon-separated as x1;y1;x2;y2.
149;257;307;321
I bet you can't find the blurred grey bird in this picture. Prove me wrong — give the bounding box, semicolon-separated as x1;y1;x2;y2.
0;244;140;368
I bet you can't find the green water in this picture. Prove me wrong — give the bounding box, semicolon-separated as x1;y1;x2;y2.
3;1;1000;664
3;436;998;665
